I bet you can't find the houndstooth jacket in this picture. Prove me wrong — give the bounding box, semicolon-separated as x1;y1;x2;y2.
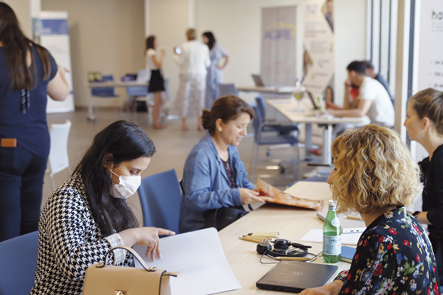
30;172;133;295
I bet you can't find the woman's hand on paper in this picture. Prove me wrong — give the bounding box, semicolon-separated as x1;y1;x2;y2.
119;227;175;261
240;188;265;204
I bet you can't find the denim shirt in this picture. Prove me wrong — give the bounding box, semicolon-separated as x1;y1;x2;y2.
179;133;254;233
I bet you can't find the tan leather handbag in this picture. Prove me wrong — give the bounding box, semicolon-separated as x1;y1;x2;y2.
83;246;178;295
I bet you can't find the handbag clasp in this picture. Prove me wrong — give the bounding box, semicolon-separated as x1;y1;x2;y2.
115;291;127;295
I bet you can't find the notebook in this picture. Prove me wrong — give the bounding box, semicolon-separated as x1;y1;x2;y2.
256;261;338;293
341;246;357;263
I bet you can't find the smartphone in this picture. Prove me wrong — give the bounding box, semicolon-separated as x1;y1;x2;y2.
174;46;181;54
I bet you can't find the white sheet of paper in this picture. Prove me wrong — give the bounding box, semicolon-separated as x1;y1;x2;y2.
300;229;361;245
133;228;241;295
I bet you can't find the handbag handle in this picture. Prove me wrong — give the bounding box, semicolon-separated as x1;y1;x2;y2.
101;245;179;277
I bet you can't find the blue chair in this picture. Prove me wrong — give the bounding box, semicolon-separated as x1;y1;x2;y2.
138;169;182;233
218;83;238;97
0;231;39;295
251;105;300;180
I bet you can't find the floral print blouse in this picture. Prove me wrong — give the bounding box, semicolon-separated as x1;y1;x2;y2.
335;207;440;295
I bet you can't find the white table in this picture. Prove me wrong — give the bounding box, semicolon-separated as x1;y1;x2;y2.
266;99;370;164
87;81;149;121
218;181;351;294
237;86;295;94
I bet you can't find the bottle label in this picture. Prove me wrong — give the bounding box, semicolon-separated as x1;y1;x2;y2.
331;217;340;227
323;235;341;255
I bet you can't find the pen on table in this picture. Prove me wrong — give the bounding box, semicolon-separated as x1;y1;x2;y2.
243;232;279;237
277;257;310;262
346;216;363;221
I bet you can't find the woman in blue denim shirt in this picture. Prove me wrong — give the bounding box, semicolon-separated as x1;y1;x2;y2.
179;96;265;233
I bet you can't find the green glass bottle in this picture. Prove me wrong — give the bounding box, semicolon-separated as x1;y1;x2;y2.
323;200;342;263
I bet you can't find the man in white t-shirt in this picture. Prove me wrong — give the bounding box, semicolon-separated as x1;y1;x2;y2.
327;61;394;128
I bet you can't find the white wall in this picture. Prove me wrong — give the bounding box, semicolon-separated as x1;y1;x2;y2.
42;0;146;108
7;0;32;37
334;0;367;104
147;0;193;105
147;0;367;105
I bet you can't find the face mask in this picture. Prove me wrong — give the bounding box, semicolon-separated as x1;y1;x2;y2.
108;169;141;199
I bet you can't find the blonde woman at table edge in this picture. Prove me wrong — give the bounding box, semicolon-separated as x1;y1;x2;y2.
404;88;443;287
300;125;439;295
30;121;174;295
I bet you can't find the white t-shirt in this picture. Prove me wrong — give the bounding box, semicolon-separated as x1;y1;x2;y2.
145;49;158;70
358;76;394;127
173;40;210;75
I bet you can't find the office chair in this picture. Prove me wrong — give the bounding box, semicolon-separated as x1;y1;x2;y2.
255;95;300;157
48;120;72;190
218;83;238;97
138;169;182;233
0;231;39;295
251;105;300;180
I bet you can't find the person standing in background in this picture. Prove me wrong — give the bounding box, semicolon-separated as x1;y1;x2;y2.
145;35;167;129
202;31;229;109
0;2;70;242
172;28;210;131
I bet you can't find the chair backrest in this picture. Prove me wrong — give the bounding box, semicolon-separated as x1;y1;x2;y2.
138;169;182;233
218;83;238;97
91;75;116;97
0;231;39;295
255;95;266;119
252;105;262;144
48;120;71;175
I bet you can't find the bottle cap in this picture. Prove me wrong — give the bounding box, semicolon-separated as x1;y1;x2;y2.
328;200;337;207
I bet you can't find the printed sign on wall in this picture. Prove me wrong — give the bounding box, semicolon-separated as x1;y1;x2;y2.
261;6;296;86
302;0;334;97
418;0;443;92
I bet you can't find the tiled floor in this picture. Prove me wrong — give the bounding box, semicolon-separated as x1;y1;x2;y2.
44;109;321;225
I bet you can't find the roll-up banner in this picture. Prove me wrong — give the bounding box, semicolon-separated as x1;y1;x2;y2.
302;0;334;97
40;11;75;113
261;6;297;87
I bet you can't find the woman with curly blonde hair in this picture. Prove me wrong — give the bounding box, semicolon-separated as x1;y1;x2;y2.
301;124;440;295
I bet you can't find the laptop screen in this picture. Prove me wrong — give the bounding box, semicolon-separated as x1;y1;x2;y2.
251;74;265;87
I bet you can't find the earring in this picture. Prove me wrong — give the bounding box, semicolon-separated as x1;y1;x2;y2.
219;128;222;132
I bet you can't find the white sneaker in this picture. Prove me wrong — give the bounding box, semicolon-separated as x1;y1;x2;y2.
302;168;318;179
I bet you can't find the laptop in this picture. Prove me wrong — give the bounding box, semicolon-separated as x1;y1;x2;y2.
251;74;266;87
316;211;366;234
256;261;338;293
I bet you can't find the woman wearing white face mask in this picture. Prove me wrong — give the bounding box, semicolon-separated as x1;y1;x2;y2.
31;121;174;295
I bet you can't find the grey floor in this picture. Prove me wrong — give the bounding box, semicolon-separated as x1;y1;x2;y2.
44;109;321;225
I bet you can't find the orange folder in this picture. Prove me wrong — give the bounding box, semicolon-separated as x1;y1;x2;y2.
257;178;323;210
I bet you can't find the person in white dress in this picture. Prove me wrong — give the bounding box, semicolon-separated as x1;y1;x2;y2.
172;28;210;131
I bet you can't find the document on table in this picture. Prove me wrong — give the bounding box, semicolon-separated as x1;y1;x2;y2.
133;228;241;295
300;229;361;245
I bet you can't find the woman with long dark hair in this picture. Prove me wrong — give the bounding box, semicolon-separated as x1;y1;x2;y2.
31;121;174;295
179;96;264;233
145;35;167;129
202;31;229;109
0;2;70;242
